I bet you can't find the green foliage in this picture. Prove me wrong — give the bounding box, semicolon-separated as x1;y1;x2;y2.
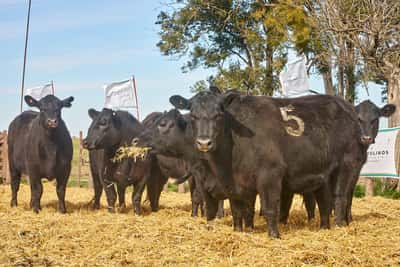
156;0;313;95
353;184;366;198
373;178;400;199
168;183;178;192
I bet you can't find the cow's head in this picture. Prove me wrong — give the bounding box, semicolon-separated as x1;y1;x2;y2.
25;95;74;129
83;108;122;150
355;100;396;146
136;109;188;157
169;86;238;153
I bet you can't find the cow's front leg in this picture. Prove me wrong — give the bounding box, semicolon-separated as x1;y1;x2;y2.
117;183;127;209
56;175;69;214
229;199;245;232
216;200;224;218
244;196;256;229
132;178;146;215
259;168;283;238
103;181;117;213
29;176;43;213
303;192;316;221
279;189;294;224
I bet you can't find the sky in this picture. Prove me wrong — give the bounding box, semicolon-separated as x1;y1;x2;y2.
0;0;386;136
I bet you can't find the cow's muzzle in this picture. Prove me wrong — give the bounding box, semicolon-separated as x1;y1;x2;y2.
360;135;374;146
47;119;58;128
195;138;213;153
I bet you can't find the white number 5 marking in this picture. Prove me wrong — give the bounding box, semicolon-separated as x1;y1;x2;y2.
279;104;305;137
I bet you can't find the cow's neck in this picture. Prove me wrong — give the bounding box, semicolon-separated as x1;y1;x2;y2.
203;114;234;195
37;120;59;141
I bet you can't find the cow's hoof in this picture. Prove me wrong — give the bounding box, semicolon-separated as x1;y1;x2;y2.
320;224;330;230
92;203;100;210
33;208;40;214
10;200;17;207
335;220;347;227
59;207;67;214
108;207;115;213
233;226;243;232
279;218;288;225
268;230;280;239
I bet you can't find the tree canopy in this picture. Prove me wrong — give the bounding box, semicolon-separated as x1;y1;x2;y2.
156;0;312;95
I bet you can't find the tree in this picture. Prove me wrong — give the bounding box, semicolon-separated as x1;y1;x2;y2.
316;0;400;110
156;0;313;95
302;0;360;101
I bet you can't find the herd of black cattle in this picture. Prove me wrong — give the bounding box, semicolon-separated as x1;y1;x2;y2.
7;87;396;238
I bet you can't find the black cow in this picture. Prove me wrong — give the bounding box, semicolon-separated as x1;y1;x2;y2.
141;111;219;217
8;95;74;213
136;109;227;220
83;108;156;214
298;100;396;223
170;87;362;238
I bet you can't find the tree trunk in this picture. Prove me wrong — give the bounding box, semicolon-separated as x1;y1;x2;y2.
388;75;400;127
322;66;335;95
344;43;356;103
264;45;274;96
387;74;400;190
337;63;345;98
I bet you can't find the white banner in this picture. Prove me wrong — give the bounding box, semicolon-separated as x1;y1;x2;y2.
104;78;136;109
279;57;309;97
360;127;400;178
25;82;53;100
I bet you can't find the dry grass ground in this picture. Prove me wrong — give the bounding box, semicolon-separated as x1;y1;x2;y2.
1;183;400;266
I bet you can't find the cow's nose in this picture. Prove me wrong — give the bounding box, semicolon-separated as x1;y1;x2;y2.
361;135;373;145
47;119;58;128
196;138;213;152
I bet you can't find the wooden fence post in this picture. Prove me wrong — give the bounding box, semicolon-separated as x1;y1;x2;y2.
178;183;185;193
78;131;83;187
365;177;374;196
0;131;10;184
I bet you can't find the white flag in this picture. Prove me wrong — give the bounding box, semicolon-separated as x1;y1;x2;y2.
104;78;136;109
279;57;309;97
360;127;400;178
25;82;53;100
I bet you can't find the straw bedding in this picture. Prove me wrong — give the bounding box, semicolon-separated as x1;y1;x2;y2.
0;183;400;266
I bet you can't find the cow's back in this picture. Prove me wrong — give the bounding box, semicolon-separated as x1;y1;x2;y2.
227;94;360;192
8;111;38;174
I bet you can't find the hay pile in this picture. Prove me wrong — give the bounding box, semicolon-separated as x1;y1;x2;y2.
1;183;400;266
113;146;151;162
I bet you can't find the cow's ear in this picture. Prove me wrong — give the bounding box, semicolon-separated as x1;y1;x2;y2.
209;86;222;94
24;95;39;108
380;104;396;117
222;92;239;108
170;95;191;110
88;108;100;120
61;96;74;108
112;112;122;129
177;115;187;131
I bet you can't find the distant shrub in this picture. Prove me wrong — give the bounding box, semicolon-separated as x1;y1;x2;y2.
373;178;400;199
353;184;365;198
